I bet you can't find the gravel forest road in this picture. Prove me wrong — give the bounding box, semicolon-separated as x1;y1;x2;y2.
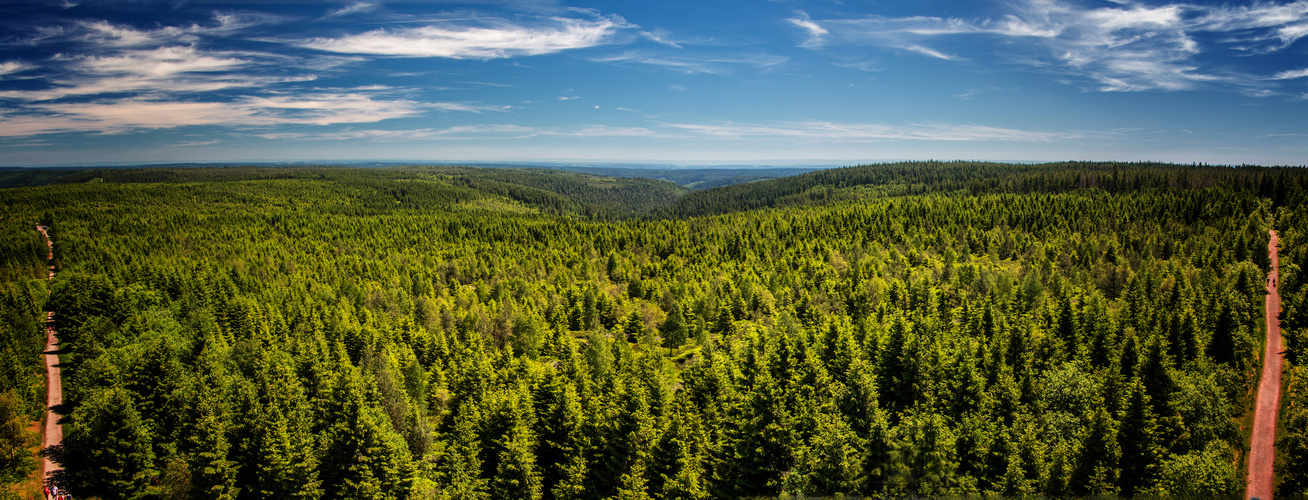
1247;229;1283;500
36;225;62;484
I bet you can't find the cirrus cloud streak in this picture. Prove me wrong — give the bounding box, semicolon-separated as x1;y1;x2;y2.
0;93;436;137
663;120;1081;142
248;120;1090;144
0;13;517;139
798;0;1308;93
298;15;630;59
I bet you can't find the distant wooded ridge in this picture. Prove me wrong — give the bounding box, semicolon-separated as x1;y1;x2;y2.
2;161;1301;219
0;163;828;193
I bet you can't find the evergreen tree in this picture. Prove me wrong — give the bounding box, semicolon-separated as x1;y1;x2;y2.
1280;397;1308;497
861;407;896;496
617;381;659;500
623;311;645;344
1176;310;1201;364
0;393;34;484
1069;403;1119;496
491;389;543;500
319;367;415;499
1208;298;1238;365
896;409;959;496
63;388;156;499
660;304;689;349
712;304;734;336
802;409;865;495
1118;378;1161;497
438;401;489;499
187;382;240;500
1055;290;1081;359
728;367;795;497
880;315;914;412
1154;441;1240;497
655;396;709;500
534;371;588;500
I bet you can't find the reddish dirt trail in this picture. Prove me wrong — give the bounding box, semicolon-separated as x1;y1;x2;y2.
1248;229;1283;500
35;225;62;483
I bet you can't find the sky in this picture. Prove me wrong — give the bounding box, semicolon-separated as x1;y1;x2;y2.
0;0;1306;167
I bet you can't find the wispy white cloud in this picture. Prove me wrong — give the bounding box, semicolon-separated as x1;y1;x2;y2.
326;2;378;18
71;14;284;48
833;60;881;72
592;51;787;74
234;93;427;125
899;44;959;60
640;30;683;48
0;14;325;103
1280;23;1308;45
427;101;510;113
0;93;428;137
0;46;314;101
170;139;221;148
298;15;629;59
250;125;526;142
1192;1;1308;49
459;81;514;88
250;124;673;142
564;125;668;138
1085;5;1184;30
661;120;1082;143
78;46;247;76
0;74;317;102
1272;67;1308;79
0;62;33;76
788;11;830;48
77;20;177;47
1004;0;1222;91
0;13;474;138
804;0;1308;93
955;88;984;100
818;15;980;40
222;119;1100;146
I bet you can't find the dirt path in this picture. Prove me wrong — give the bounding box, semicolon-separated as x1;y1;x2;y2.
36;225;62;484
1247;228;1283;500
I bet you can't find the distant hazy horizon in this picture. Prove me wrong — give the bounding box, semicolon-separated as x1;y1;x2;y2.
8;158;1302;171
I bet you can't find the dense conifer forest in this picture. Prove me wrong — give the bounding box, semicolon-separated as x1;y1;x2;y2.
1;161;1307;499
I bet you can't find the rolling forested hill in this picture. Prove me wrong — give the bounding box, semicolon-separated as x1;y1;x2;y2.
0;166;690;219
0;164;823;193
658;161;1299;218
1;162;1307;499
550;166;822;190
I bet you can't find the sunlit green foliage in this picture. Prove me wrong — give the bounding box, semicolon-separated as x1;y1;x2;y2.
1;162;1303;498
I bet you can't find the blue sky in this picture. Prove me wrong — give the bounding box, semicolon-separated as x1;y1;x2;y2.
1;0;1306;167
